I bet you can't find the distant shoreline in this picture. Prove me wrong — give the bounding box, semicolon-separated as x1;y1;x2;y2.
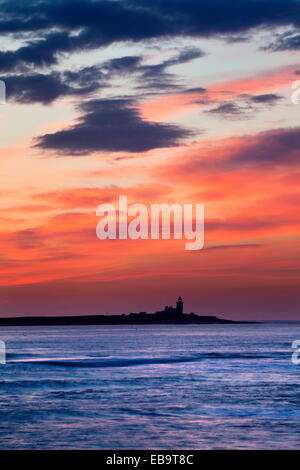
0;313;255;327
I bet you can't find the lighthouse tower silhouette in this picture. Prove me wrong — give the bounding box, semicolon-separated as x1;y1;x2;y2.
176;296;184;315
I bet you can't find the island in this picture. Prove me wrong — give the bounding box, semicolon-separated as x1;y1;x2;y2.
0;297;252;326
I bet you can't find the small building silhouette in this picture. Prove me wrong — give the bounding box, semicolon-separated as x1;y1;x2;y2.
156;296;184;316
176;296;183;314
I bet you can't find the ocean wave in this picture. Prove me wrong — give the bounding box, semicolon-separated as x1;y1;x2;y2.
6;352;41;359
6;351;282;368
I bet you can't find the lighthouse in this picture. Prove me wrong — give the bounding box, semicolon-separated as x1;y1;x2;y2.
176;296;184;315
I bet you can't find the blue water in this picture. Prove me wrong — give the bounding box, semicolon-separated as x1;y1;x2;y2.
0;322;299;449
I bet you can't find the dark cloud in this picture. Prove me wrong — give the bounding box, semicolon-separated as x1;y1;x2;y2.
206;93;283;120
0;31;76;72
102;47;205;91
207;102;244;115
180;127;300;173
224;34;251;43
0;1;169;71
249;93;283;104
3;48;204;104
264;30;300;51
102;56;142;74
183;87;207;94
3;65;104;104
229;127;300;168
1;0;300;71
206;102;252;119
163;48;205;66
220;128;300;169
34;98;191;154
138;48;205;91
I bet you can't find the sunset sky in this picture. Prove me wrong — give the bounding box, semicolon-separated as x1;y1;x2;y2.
1;0;300;319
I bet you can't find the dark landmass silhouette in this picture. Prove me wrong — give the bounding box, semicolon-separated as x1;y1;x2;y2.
0;297;254;326
0;313;252;326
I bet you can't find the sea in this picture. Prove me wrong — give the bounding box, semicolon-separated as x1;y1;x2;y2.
0;322;299;449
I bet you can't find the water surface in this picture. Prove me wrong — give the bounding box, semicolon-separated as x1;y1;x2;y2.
0;322;299;449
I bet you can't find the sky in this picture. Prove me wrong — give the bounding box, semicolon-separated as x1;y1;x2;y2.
0;0;300;320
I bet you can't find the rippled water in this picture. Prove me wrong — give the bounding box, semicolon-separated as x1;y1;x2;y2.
0;322;299;449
